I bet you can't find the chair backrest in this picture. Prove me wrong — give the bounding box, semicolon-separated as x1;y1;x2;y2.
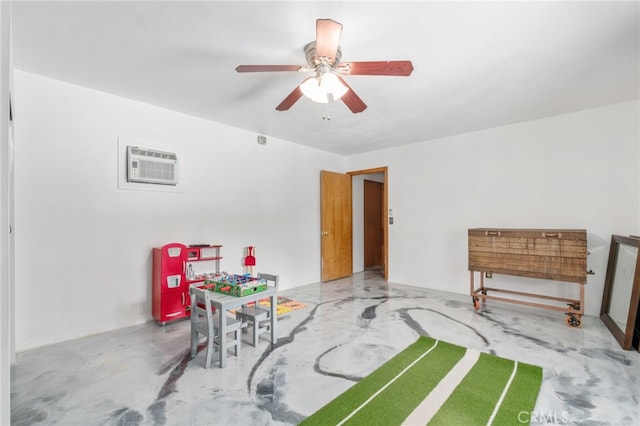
190;286;214;322
257;272;279;289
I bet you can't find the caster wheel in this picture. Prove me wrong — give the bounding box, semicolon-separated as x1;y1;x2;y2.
566;314;582;328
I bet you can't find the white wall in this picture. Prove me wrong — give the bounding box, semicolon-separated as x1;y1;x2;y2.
352;175;365;272
13;69;640;350
14;71;344;351
0;1;13;423
347;100;640;317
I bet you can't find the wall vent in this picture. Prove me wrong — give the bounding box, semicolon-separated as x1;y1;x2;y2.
126;146;178;186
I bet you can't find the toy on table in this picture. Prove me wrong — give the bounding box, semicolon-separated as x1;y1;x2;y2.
202;272;268;297
244;246;256;276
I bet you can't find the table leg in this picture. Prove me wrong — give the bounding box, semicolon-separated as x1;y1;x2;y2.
219;311;227;368
270;294;277;345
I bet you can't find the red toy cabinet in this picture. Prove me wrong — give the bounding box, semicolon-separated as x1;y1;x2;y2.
152;243;223;324
152;243;188;324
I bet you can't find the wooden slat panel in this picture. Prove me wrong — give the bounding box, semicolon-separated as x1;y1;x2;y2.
472;269;584;284
468;236;587;258
469;252;586;280
468;228;587;241
468;253;587;276
467;228;588;284
468;236;587;248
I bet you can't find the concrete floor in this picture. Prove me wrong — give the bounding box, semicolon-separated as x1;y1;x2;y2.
11;270;640;425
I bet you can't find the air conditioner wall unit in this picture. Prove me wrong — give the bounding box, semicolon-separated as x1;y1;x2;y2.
126;146;178;186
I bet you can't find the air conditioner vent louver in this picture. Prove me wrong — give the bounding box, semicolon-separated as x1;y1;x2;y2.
127;146;178;186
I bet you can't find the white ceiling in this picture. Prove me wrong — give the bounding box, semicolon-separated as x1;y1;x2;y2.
11;1;640;155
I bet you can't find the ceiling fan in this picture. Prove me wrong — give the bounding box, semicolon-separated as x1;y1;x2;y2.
235;19;414;113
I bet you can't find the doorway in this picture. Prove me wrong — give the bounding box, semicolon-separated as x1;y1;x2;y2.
364;179;384;269
349;167;388;280
320;167;388;281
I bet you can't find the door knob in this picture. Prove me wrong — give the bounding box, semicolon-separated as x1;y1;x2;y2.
321;231;329;236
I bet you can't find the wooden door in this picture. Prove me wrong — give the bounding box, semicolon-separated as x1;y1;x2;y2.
321;170;352;281
364;180;383;268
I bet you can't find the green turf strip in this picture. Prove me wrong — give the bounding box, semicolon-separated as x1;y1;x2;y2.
428;353;542;426
300;337;543;426
428;353;515;425
490;362;543;426
342;340;465;425
300;337;464;426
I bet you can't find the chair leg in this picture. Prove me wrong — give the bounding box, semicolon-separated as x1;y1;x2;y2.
204;329;216;369
204;341;212;369
251;319;259;346
190;326;198;359
233;329;240;356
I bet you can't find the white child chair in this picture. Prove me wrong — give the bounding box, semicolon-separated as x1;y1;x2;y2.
189;286;243;368
235;273;279;346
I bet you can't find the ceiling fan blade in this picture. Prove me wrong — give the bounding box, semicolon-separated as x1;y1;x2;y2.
275;84;304;111
315;19;343;63
236;65;302;73
340;60;414;76
336;76;367;113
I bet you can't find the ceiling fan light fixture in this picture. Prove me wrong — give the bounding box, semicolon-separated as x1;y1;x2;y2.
300;77;329;103
321;72;348;100
300;72;348;104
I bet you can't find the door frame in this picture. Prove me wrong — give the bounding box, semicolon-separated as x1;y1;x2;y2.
348;167;388;280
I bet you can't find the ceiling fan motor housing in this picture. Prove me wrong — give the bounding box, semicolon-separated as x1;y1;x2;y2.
304;41;342;69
